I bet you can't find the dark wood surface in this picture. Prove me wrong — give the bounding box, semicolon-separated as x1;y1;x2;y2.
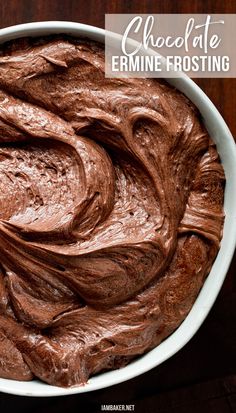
0;1;235;412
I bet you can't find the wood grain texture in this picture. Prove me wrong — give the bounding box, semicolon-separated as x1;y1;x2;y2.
0;1;235;411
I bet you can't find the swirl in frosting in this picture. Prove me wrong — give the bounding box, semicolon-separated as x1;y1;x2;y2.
0;36;224;387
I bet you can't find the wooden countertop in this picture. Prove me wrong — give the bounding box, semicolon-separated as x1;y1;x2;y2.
0;1;235;411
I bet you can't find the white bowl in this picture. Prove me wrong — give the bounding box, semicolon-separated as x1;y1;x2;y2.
0;21;235;397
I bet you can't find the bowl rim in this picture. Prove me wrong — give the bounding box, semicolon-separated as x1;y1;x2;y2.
0;20;236;397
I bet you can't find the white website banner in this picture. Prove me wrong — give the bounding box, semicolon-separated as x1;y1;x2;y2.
105;14;236;78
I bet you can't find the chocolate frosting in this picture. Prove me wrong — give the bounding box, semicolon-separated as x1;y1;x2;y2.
0;36;224;387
